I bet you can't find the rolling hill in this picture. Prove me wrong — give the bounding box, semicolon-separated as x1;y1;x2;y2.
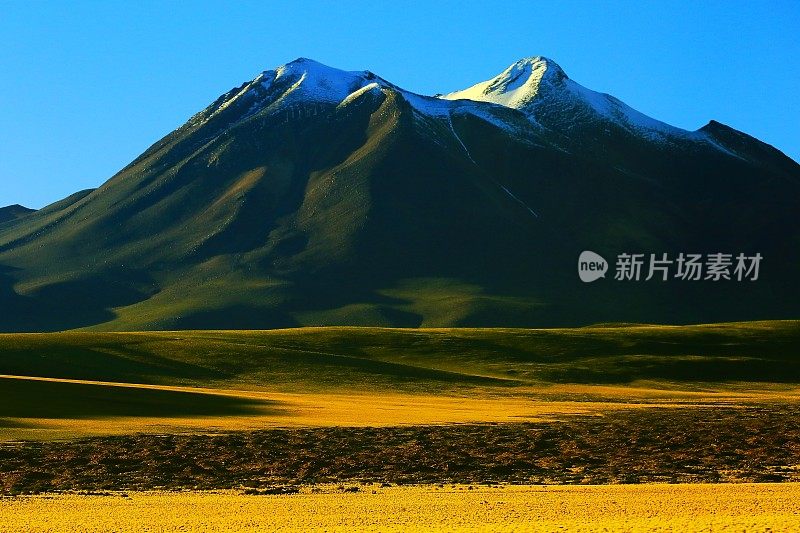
0;320;798;440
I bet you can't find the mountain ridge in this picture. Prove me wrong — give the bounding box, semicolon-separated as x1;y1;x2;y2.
0;204;36;225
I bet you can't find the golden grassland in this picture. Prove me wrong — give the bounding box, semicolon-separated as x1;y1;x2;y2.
1;320;799;440
1;323;799;529
1;484;799;532
3;373;799;441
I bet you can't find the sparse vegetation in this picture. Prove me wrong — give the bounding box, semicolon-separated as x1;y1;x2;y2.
1;406;799;495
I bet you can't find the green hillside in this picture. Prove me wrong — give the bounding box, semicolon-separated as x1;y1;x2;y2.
1;321;798;392
0;204;35;225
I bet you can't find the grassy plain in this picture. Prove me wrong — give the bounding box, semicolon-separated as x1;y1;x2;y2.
0;320;798;440
1;484;799;532
1;321;798;529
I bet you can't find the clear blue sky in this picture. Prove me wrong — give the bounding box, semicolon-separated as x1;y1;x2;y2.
1;0;798;208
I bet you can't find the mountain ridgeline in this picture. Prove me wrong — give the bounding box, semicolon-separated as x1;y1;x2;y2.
1;57;798;331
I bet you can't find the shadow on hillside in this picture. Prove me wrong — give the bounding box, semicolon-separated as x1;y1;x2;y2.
0;377;284;419
0;265;159;332
0;341;229;384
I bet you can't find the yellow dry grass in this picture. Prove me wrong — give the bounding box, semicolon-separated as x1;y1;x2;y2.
1;484;798;532
3;374;800;441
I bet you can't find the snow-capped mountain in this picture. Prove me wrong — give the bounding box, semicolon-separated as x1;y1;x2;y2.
193;56;746;155
0;57;797;332
444;56;737;152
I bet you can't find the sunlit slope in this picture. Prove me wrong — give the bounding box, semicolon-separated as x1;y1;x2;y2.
0;321;798;390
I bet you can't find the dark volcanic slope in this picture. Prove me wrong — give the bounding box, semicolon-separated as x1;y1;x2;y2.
0;57;798;331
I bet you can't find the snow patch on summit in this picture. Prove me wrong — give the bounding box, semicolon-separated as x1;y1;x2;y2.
338;82;383;108
566;81;696;141
442;56;735;151
272;58;375;104
443;57;560;109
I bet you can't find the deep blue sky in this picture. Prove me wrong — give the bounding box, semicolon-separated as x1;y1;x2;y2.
1;0;798;208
